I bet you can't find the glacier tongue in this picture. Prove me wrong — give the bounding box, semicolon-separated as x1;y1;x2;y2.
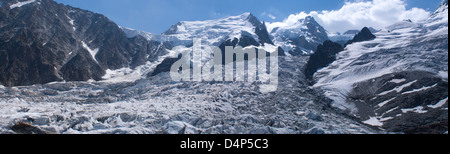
0;55;379;134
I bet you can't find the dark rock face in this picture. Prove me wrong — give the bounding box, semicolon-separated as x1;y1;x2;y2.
60;53;104;81
128;35;172;68
345;27;376;47
11;122;48;134
0;37;63;86
348;71;448;134
149;57;181;77
246;13;274;45
0;0;165;86
304;40;343;79
162;22;182;35
277;47;286;56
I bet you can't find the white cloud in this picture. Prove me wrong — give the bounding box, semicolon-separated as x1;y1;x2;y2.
269;0;431;33
267;12;309;32
261;12;277;20
267;14;277;20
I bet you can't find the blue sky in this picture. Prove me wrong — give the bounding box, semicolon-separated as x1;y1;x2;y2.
54;0;443;34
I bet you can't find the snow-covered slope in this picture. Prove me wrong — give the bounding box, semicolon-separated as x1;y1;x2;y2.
313;1;448;133
163;12;272;46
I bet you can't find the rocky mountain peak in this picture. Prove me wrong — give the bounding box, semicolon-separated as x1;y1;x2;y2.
344;27;376;47
160;12;273;47
244;12;259;25
162;22;182;35
270;15;329;55
355;27;376;40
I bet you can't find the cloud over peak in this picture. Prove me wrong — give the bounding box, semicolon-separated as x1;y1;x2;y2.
268;0;431;33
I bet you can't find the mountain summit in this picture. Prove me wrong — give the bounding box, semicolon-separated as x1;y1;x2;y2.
269;16;329;56
344;27;376;47
161;12;273;47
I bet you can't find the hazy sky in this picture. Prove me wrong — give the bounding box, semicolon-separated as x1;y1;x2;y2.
54;0;444;33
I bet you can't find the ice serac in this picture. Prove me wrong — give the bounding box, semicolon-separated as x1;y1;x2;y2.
314;1;448;134
270;16;329;56
0;0;167;86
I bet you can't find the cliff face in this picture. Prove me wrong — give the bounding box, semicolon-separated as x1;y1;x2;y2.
304;40;343;80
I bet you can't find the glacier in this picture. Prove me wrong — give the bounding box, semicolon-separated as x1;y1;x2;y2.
0;55;379;134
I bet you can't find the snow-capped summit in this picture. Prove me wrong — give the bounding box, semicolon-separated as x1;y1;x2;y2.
122;12;274;49
116;12;280;81
269;16;329;55
160;12;272;47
